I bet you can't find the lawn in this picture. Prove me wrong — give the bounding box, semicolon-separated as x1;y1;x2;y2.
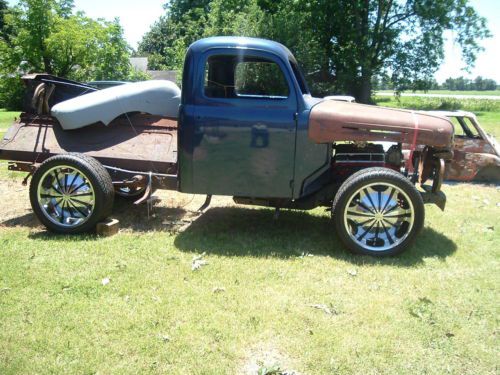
0;180;499;374
475;111;500;139
0;109;20;133
0;102;499;374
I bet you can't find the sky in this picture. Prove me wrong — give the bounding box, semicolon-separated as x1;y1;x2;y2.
6;0;500;83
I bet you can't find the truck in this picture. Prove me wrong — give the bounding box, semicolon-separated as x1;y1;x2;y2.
0;37;454;256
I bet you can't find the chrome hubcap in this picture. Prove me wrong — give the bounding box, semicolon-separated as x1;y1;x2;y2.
37;165;95;227
343;182;415;251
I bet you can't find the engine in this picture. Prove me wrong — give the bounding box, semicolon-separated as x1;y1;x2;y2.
331;142;403;180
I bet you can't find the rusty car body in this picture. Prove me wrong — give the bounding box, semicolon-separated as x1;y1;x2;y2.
426;111;499;182
0;37;454;256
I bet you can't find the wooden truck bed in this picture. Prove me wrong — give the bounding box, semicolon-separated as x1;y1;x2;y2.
0;113;178;174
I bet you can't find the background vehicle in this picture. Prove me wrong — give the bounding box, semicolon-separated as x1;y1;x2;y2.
0;37;454;256
427;111;499;182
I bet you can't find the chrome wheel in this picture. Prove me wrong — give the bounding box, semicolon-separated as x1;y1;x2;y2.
343;182;415;252
37;165;96;228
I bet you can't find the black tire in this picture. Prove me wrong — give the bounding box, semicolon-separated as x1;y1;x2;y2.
115;185;147;200
332;167;424;256
29;153;114;234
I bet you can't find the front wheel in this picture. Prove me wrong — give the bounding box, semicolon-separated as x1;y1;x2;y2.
333;168;424;256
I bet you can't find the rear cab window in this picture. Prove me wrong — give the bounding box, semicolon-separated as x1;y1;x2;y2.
204;54;290;100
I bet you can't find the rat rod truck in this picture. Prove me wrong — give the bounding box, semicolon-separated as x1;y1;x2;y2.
0;37;454;256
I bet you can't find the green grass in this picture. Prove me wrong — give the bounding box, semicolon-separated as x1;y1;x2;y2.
0;102;499;373
0;109;20;134
475;112;500;139
0;182;498;374
377;90;500;96
374;95;500;112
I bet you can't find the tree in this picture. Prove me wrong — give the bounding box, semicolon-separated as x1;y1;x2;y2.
140;0;490;103
0;0;136;109
275;0;490;102
0;0;7;34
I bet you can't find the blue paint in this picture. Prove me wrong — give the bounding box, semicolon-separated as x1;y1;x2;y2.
178;37;330;199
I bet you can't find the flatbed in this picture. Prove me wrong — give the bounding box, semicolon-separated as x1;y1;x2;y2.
1;113;178;174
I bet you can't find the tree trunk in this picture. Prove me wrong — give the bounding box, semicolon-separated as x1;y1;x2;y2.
353;74;373;104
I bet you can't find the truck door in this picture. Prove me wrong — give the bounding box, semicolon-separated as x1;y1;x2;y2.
187;50;298;198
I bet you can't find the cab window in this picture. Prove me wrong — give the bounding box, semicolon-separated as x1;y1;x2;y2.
204;55;289;99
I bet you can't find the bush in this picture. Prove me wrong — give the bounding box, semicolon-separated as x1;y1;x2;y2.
0;75;25;111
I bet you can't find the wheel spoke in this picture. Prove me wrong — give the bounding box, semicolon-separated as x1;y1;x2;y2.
63;174;69;193
382;188;395;212
374;221;380;239
53;172;64;194
362;188;378;211
68;200;88;217
40;193;63;199
357;219;377;241
383;204;399;214
380;220;394;245
69;181;87;194
356;199;375;214
385;211;412;219
59;201;66;223
71;198;93;208
68;171;80;191
346;210;375;219
71;192;93;197
51;184;63;195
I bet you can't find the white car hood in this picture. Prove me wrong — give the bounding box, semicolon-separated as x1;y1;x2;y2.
52;80;181;130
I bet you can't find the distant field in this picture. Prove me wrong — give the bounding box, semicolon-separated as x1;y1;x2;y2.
374;97;500;138
377;90;500;97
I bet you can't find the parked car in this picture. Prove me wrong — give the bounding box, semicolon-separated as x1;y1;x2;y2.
0;37;454;256
425;111;499;182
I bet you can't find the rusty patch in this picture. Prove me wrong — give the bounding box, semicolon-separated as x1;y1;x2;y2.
309;100;454;148
448;136;500;182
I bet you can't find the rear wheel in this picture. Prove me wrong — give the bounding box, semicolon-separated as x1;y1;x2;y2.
29;153;114;234
333;168;424;256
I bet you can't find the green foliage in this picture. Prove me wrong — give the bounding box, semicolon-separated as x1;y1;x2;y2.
139;0;490;103
0;0;139;110
0;75;24;110
443;76;497;91
0;0;7;36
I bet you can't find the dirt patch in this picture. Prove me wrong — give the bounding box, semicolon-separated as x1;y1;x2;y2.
241;342;299;375
0;176;237;232
0;177;39;229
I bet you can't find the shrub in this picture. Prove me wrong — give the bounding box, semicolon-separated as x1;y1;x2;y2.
0;75;25;111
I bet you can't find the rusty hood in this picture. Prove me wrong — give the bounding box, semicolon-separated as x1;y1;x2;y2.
309;100;454;148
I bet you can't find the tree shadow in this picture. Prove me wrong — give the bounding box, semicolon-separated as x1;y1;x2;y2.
1;201;457;266
174;206;457;267
1;199;193;241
